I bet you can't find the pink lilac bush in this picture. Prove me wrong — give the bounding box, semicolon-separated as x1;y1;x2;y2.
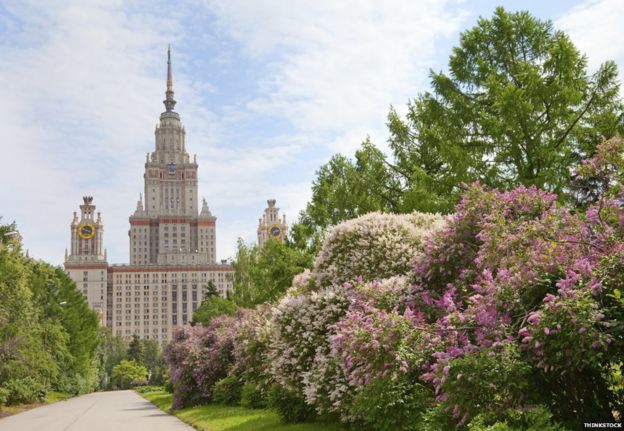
409;139;624;423
165;315;237;409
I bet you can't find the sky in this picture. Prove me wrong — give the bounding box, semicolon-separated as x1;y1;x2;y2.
1;0;624;266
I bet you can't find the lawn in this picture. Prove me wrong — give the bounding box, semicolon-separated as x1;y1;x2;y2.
138;389;346;431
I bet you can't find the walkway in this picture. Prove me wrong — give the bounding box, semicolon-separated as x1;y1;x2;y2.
0;390;192;431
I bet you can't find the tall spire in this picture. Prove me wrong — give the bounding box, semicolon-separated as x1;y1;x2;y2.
164;45;177;112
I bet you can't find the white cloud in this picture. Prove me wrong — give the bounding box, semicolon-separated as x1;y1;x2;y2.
209;0;466;152
556;0;624;72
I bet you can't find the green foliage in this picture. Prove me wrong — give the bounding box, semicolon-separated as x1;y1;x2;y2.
0;223;101;404
231;238;313;307
436;344;532;423
142;339;166;386
1;377;47;405
191;295;237;325
391;7;622;210
28;262;100;395
240;382;268;409
349;377;433;431
111;360;148;389
213;375;243;406
127;334;145;364
97;328;128;389
302;139;403;230
268;383;316;423
467;406;566;431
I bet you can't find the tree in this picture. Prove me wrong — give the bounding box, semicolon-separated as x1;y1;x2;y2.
303;139;402;229
142;339;166;386
97;328;127;389
298;7;623;237
29;262;100;394
231;239;313;307
389;7;622;211
127;335;144;365
111;360;148;389
191;296;237;326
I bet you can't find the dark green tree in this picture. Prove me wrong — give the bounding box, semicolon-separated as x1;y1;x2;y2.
0;222;69;404
390;7;622;212
96;328;127;389
29;263;100;394
142;339;166;386
127;335;145;365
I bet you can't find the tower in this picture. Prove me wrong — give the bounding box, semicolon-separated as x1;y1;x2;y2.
129;46;216;265
64;196;108;324
257;199;288;247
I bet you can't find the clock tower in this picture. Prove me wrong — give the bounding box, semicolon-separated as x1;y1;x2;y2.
257;199;288;247
64;196;108;324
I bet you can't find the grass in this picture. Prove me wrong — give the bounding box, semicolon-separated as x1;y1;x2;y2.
139;389;346;431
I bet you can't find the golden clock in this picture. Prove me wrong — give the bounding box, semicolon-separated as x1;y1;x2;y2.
78;222;96;239
268;224;283;240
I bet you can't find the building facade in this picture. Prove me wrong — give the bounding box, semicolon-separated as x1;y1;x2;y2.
257;199;288;248
65;48;233;341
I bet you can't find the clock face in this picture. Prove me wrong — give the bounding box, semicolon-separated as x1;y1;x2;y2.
269;225;282;239
167;162;177;175
78;223;96;239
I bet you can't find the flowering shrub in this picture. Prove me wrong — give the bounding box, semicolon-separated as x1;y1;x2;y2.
267;287;350;393
164;138;624;427
313;211;446;289
165;315;237;409
230;306;272;385
331;303;427;387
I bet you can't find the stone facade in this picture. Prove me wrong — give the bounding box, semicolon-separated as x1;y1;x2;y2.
64;48;233;341
257;199;288;248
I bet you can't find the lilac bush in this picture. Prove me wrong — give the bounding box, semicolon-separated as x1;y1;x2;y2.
165;315;237;409
164;138;624;426
312;211;446;289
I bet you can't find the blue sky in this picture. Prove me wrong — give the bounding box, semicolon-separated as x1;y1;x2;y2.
1;0;622;265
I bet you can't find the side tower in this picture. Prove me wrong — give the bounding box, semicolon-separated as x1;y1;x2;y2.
64;196;108;324
257;199;288;247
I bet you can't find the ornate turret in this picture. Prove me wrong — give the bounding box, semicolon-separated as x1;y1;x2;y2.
257;199;288;247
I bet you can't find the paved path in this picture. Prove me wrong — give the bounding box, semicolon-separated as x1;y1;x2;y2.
0;390;193;431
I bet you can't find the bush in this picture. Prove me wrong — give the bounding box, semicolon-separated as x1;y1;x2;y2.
1;377;47;405
349;377;433;431
312;212;445;289
111;360;148;389
213;375;243;405
164;316;237;409
0;387;10;406
467;406;566;431
268;383;316;423
163;375;173;393
240;382;268;409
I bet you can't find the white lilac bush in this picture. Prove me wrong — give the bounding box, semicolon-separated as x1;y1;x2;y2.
267;287;351;394
312;212;446;289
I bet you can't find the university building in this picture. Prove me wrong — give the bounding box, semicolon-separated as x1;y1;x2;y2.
64;48;237;342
